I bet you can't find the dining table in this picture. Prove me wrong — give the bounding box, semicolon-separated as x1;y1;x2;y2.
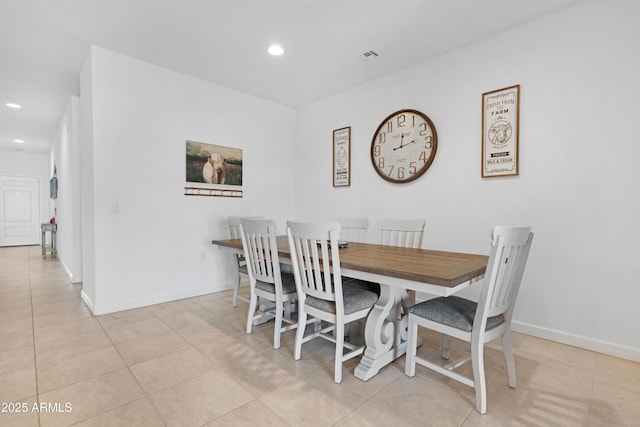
211;236;488;381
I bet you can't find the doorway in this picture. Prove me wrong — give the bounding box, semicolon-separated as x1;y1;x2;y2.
0;175;41;246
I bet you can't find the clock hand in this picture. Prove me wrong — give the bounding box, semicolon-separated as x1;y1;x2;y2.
393;134;405;151
393;136;416;151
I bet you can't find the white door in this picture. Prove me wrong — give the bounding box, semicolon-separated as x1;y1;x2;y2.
0;175;41;246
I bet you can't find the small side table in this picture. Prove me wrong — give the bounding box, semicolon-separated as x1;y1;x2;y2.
41;223;57;259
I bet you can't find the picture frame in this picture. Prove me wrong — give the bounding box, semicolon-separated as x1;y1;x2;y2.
185;140;243;186
482;84;520;178
333;127;351;187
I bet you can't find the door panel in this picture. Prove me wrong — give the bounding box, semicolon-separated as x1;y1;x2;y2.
0;176;41;246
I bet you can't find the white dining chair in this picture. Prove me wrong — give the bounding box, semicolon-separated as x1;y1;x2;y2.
376;218;426;305
227;216;264;307
239;218;297;349
286;221;379;383
333;217;369;243
376;218;425;248
405;226;534;414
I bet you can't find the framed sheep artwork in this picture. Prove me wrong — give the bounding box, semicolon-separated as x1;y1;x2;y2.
185;140;243;187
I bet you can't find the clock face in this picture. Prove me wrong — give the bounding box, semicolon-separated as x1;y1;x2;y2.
370;109;437;183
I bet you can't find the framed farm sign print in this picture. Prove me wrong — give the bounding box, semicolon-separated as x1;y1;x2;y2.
333;127;351;187
482;85;520;178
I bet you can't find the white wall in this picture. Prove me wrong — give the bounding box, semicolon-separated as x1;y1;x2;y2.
81;46;296;315
51;96;82;283
80;49;97;307
0;150;50;228
294;0;640;360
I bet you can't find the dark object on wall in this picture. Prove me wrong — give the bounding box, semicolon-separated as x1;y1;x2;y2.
50;176;58;199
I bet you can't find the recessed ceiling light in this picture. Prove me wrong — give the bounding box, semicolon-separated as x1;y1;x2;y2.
14;139;24;143
268;44;284;56
6;103;22;109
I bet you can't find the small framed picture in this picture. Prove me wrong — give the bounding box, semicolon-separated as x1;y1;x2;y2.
482;85;520;178
333;127;351;187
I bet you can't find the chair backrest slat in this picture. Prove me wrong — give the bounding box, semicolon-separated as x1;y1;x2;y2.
228;216;265;239
287;221;343;307
228;216;265;267
239;219;281;287
377;219;425;248
334;217;369;243
476;226;533;325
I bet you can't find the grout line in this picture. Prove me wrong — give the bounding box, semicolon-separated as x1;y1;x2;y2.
27;248;134;425
105;300;235;425
94;316;168;426
28;246;42;427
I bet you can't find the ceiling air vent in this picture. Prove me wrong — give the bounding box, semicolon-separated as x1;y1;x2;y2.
360;50;379;59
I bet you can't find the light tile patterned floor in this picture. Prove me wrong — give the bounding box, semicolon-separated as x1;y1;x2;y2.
1;245;639;426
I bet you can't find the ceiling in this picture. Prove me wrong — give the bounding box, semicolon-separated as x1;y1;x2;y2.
0;0;585;155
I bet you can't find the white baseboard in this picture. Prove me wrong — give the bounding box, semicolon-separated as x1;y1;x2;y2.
89;286;223;316
80;290;95;313
60;259;82;284
512;320;640;362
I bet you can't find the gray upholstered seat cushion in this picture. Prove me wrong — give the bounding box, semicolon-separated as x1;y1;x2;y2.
305;280;379;315
255;272;297;295
409;296;505;332
344;278;380;296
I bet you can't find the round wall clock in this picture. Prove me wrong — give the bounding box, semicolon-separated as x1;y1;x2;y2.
370;109;437;183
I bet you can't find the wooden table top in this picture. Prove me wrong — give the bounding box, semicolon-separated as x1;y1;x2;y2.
212;236;488;289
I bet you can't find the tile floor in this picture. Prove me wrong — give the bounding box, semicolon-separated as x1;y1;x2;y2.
1;245;639;426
